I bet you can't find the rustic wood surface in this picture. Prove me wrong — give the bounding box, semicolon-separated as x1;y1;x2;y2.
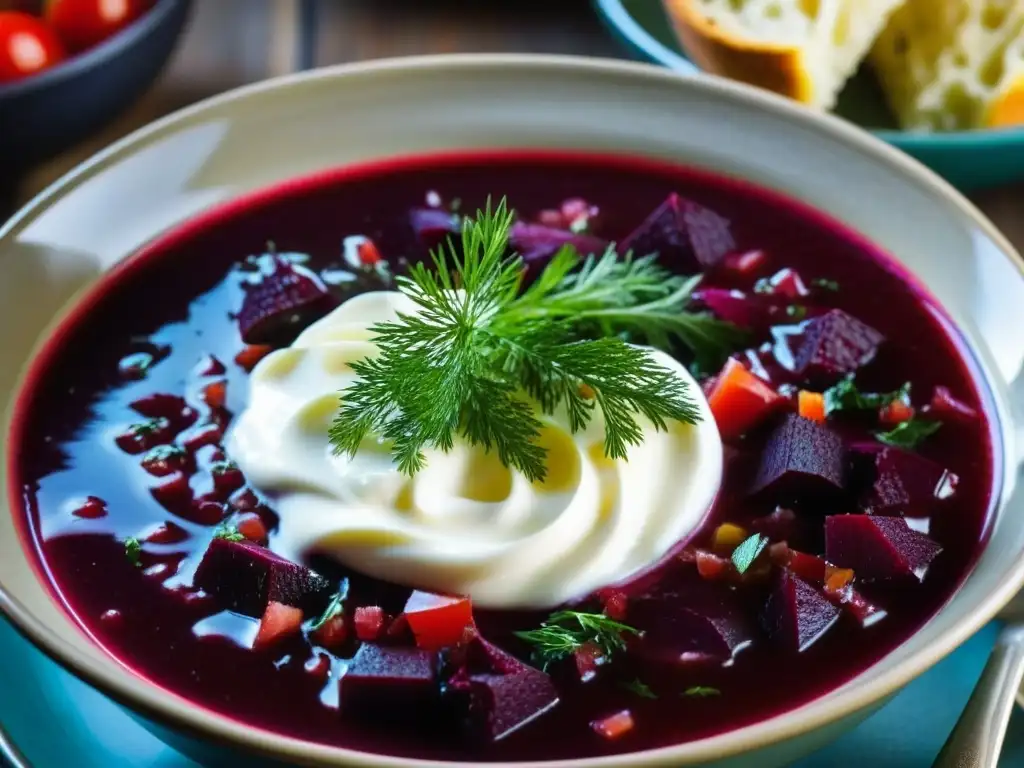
11;0;1023;249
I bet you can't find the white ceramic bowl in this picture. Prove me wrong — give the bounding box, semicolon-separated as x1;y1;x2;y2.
3;54;1024;768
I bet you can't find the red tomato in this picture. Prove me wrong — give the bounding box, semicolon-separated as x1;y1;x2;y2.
253;601;303;650
0;12;65;83
45;0;149;53
402;591;473;650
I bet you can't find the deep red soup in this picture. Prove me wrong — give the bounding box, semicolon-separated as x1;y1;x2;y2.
9;151;997;762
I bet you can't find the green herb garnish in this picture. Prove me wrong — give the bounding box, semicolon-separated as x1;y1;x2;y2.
823;376;910;418
123;536;142;567
310;581;349;631
785;305;807;320
683;686;720;698
875;418;941;449
812;278;840;292
328;198;740;481
515;610;639;670
212;524;245;542
731;533;768;575
621;678;657;699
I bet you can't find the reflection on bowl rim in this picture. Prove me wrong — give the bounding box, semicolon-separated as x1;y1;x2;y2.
592;0;1024;146
2;53;1024;768
0;0;190;100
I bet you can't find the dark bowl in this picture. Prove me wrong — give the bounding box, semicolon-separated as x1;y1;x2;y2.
0;0;193;178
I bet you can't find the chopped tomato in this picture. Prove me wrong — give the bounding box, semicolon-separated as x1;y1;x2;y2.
353;606;386;641
711;522;748;555
768;541;792;566
706;359;785;440
695;550;732;580
234;344;272;371
0;12;65;83
879;399;914;426
797;391;826;423
601;590;629;621
402;591;473;650
235;513;268;545
202;380;227;409
724;249;767;276
928;385;976;421
44;0;150;53
311;615;348;650
254;601;303;650
590;710;635;740
356;239;383;266
766;268;809;298
304;652;331;681
574;641;606;683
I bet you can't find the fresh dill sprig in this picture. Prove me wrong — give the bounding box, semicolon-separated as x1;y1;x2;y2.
514;610;639;670
328;197;737;480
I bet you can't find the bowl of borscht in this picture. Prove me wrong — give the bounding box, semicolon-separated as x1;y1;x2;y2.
2;54;1024;768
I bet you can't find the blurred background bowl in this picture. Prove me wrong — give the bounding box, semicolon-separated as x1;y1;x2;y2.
0;0;192;180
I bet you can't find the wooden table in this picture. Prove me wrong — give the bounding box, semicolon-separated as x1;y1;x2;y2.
12;0;1024;249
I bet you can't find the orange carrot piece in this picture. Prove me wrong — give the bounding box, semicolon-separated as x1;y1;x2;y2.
798;391;826;423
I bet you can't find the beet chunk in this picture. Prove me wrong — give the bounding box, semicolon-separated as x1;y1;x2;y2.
409;207;461;253
193;538;330;617
750;414;848;502
629;578;753;665
340;644;439;721
762;570;840;652
237;259;336;344
825;515;943;582
791;309;884;384
862;447;958;515
619;193;735;272
449;637;559;742
508;221;607;263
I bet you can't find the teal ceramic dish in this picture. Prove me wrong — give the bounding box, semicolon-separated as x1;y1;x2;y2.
593;0;1024;190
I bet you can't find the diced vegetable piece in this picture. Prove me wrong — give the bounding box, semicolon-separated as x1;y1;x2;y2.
786;550;828;584
824;565;855;592
115;418;177;454
508;221;607;263
180;423;224;453
354;606;387;641
749;506;799;541
193;538;330;617
797;391;826;423
861;447;958;514
928;385;977;421
791;309;884;384
448;637;560;742
764;268;809;299
402;591;474;651
711;523;748;555
825;515;943;582
706;359;786;440
149;471;192;511
879;399;915;426
339;644;439;721
141;444;192;477
694;288;774;330
201;380;227;409
409;207;461;252
237;259;336;345
762;570;840;652
600;590;629;621
620;193;735;273
824;582;887;626
234;344;273;372
590;710;635;740
189;500;227;526
129;393;196;428
695;550;732;580
144;521;189;545
254;601;303;650
235;513;269;545
71;496;107;519
573;641;606;683
311;615;349;650
749;414;848;501
723;249;767;275
630;580;753;665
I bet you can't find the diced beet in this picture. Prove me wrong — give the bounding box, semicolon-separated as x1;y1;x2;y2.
71;496;107;519
339;643;439;721
354;606;387;641
862;447;958;515
786;550;828;584
750;414;848;501
601;590;629;621
187;500;227;526
228;488;260;511
409;207;461;252
928;385;977;421
237;259;336;345
234;344;273;372
144;521;189;545
762;570;839;652
449;637;559;742
254;601;304;650
130;394;197;429
826;583;887;627
312;615;349;650
180;423;223;453
193;538;330;617
629;579;753;665
115;418;177;454
693;289;772;330
791;309;884;384
573;642;606;683
508;221;607;263
118;352;155;380
723;249;767;276
149;471;192;511
141;444;192;477
748;506;799;541
620;193;735;272
305;652;332;681
762;268;809;299
195;354;226;377
825;515;942;582
211;460;245;497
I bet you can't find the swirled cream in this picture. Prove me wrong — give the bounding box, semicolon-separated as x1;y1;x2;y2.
227;291;723;609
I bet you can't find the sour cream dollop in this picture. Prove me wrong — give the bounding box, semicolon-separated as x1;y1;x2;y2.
227;291;723;609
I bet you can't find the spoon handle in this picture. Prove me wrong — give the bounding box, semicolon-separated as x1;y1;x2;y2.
932;624;1024;768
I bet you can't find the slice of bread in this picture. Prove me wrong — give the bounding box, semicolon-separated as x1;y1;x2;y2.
662;0;905;110
870;1;1024;131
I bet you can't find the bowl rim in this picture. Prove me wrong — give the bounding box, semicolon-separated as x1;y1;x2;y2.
592;0;1024;148
0;0;190;101
3;52;1024;768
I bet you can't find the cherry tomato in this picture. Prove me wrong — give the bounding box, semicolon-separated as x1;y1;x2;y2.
45;0;149;53
0;11;65;83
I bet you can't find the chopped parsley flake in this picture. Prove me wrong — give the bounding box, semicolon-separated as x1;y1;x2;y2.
123;537;142;567
683;686;720;698
731;533;768;575
875;418;941;449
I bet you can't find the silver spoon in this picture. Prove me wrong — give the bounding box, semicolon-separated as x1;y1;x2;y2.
933;607;1024;768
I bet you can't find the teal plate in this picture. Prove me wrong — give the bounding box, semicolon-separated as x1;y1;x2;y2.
593;0;1024;190
2;616;1024;766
